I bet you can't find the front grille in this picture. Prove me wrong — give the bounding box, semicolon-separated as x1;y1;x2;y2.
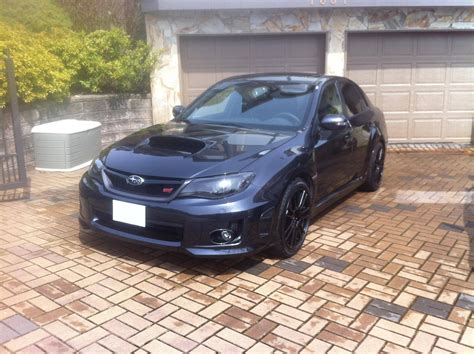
95;209;183;242
104;168;183;199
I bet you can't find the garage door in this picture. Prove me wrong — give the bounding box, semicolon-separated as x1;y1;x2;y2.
180;34;326;105
347;32;474;143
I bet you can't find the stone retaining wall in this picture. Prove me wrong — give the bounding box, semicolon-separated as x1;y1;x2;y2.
0;94;152;167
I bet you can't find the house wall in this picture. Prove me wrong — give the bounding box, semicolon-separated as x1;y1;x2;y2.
0;94;152;167
145;7;474;123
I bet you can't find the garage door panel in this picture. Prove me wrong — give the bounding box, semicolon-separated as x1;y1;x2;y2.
385;120;409;141
289;65;321;72
348;34;378;58
251;37;286;58
381;64;412;85
185;67;219;89
288;37;324;58
180;34;325;105
220;66;253;78
181;38;216;62
448;91;474;111
414;92;445;112
219;39;251;60
450;62;474;83
348;64;378;86
347;31;474;142
412;119;443;140
415;63;446;84
445;119;473;140
380;92;411;113
254;65;287;73
381;34;413;57
417;34;449;56
452;33;474;55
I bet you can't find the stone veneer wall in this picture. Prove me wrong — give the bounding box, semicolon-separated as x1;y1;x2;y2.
145;7;474;123
0;94;152;167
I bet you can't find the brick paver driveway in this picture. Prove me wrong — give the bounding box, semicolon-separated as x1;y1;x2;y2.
0;152;473;353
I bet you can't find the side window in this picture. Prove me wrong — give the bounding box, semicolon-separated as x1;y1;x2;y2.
341;83;367;117
318;83;343;119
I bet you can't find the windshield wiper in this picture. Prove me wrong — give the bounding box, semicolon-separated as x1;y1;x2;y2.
214;122;248;129
177;117;193;124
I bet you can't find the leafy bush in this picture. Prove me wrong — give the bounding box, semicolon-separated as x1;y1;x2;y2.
76;29;155;94
45;28;156;95
0;23;72;107
0;0;156;107
0;0;71;32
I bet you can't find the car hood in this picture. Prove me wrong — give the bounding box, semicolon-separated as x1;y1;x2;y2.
103;122;295;179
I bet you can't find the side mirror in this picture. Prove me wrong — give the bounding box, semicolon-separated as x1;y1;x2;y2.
172;105;185;118
320;114;348;130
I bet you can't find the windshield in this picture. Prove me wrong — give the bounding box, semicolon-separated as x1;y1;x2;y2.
180;81;316;131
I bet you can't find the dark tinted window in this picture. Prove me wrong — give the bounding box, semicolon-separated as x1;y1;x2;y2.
318;83;343;119
341;83;367;117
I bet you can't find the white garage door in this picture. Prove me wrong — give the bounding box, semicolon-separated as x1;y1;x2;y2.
347;32;474;143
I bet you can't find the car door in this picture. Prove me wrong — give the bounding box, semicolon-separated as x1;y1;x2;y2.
339;81;372;178
313;81;354;200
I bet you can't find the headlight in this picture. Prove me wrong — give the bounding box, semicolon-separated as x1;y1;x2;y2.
178;173;255;199
88;158;104;181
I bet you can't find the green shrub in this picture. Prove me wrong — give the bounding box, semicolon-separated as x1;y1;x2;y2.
0;23;156;106
0;0;71;32
74;28;156;94
0;23;72;107
40;29;85;91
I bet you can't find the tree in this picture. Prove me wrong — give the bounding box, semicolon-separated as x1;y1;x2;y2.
57;0;145;39
0;0;71;32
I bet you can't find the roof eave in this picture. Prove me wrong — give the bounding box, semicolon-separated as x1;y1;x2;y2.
141;0;474;12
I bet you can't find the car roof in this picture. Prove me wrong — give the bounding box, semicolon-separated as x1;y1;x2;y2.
220;72;336;85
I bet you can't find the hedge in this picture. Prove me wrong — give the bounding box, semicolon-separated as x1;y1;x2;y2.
0;26;156;107
0;23;72;107
0;0;156;107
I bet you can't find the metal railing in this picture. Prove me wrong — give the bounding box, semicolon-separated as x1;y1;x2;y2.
0;49;28;192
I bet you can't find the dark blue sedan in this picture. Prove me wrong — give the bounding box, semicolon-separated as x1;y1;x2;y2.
79;73;388;258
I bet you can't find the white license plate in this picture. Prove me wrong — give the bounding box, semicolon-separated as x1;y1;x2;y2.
112;200;146;227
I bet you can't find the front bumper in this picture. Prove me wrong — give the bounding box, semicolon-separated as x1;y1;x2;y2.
79;174;276;257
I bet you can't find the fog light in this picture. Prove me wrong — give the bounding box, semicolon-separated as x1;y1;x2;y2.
210;229;238;244
221;230;234;242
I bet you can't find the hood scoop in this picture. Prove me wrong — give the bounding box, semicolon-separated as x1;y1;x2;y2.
137;136;206;156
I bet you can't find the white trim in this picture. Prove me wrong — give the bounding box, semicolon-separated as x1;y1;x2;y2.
142;0;474;11
35;160;92;172
32;119;101;134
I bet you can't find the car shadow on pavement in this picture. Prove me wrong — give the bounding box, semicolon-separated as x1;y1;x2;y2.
465;178;473;271
77;228;267;277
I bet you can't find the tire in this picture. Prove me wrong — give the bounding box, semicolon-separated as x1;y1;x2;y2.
361;141;385;192
271;178;311;258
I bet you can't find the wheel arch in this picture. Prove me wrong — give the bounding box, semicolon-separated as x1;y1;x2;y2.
287;170;315;206
364;125;386;171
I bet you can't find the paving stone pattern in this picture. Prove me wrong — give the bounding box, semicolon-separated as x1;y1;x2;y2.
0;152;473;353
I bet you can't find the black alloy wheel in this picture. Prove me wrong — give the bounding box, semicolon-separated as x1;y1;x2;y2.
361;141;385;192
272;179;311;258
373;145;385;186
